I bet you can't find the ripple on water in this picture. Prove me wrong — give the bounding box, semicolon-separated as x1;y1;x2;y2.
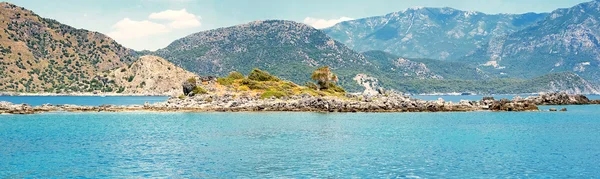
1;107;600;177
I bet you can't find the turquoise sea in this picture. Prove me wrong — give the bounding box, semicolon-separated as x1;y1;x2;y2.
412;94;600;102
1;99;600;177
1;95;598;106
0;96;169;106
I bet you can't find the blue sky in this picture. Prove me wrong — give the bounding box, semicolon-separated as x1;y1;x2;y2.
6;0;590;50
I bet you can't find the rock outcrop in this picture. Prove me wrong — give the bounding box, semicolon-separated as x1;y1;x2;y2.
524;92;592;105
3;92;598;115
107;56;198;96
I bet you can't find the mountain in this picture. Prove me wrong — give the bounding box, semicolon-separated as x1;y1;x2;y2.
153;20;489;92
154;20;373;90
361;50;488;81
463;0;600;82
380;72;599;94
497;72;600;94
357;51;598;94
324;7;547;60
104;56;198;96
0;2;137;93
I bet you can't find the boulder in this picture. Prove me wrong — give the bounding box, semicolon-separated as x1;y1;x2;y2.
560;108;567;112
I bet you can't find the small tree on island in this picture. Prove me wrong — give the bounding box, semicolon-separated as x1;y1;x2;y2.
311;66;340;90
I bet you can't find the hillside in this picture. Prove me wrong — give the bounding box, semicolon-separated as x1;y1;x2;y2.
463;0;600;82
385;72;599;94
154;20;496;92
153;20;371;90
324;7;546;60
361;50;489;81
104;56;198;96
0;2;137;93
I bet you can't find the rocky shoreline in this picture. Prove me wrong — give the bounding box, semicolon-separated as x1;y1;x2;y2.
1;92;598;115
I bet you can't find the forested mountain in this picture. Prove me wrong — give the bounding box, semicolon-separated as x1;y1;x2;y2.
0;2;137;93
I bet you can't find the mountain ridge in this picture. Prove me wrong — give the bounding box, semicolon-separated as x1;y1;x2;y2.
0;2;137;93
463;0;600;82
324;6;547;60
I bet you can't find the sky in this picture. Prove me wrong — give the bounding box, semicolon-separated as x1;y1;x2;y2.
6;0;590;51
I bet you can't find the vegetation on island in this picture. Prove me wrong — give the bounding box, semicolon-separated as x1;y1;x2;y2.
185;67;346;100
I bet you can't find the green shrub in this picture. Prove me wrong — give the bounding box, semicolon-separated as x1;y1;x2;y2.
127;75;135;82
260;90;287;99
217;77;235;86
228;71;244;79
328;83;346;93
178;94;186;99
305;82;318;90
191;86;208;95
241;79;268;90
186;77;197;84
281;81;297;89
248;68;280;82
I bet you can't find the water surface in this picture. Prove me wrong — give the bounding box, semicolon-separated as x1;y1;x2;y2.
413;94;600;102
2;105;600;178
0;96;169;106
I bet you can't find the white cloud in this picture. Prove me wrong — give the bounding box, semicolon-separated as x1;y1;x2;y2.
149;9;201;29
106;9;202;49
303;17;354;29
107;18;170;40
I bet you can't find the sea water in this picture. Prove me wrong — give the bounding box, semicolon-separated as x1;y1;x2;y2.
1;105;600;178
412;94;600;102
0;96;169;106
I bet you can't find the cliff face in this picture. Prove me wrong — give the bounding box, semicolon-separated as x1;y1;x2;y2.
0;2;137;93
107;56;198;96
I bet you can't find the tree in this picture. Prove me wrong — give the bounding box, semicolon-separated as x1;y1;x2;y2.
311;66;338;90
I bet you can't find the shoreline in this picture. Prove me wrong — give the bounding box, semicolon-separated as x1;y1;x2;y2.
3;92;600;97
2;92;598;115
0;92;171;97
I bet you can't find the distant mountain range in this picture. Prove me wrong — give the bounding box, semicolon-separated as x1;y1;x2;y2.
1;1;599;94
463;0;600;82
325;0;600;86
324;7;547;60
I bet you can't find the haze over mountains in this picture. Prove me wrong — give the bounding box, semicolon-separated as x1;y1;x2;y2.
1;1;600;94
324;7;547;61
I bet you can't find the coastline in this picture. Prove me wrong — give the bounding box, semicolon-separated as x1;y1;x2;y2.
2;92;598;115
0;92;171;97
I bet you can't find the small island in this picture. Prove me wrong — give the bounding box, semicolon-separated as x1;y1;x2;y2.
1;68;598;114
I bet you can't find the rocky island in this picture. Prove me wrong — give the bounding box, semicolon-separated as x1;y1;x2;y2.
2;67;598;115
1;91;599;115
